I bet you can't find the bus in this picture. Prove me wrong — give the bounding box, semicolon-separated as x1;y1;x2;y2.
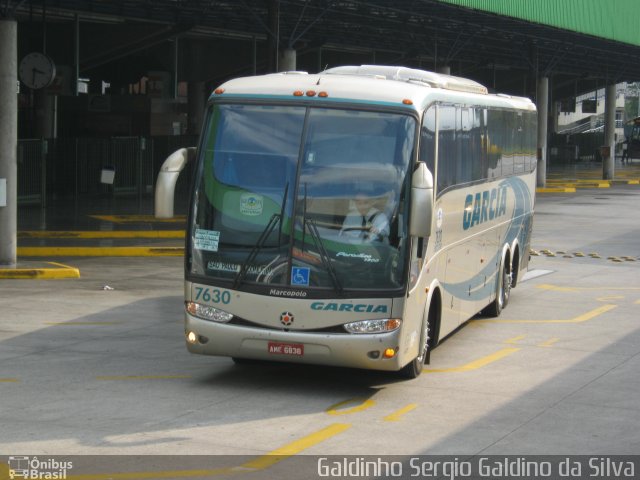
155;65;537;378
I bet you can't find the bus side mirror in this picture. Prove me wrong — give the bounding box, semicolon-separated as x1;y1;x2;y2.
409;162;434;237
155;147;196;218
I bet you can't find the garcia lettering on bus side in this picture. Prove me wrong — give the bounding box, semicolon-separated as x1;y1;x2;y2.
462;185;508;230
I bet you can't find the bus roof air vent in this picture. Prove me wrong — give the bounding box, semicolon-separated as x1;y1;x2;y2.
324;65;488;95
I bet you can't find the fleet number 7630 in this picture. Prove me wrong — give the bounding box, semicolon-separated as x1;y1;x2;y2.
194;286;231;304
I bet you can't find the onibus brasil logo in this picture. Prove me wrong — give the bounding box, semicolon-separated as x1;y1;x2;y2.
6;456;73;479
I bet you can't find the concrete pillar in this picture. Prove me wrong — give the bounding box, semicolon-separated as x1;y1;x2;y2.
0;20;17;267
603;83;616;180
279;48;296;72
536;76;549;188
437;65;451;75
267;0;279;73
187;81;205;135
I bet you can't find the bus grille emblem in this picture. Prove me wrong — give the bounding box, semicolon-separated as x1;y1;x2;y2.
280;312;294;326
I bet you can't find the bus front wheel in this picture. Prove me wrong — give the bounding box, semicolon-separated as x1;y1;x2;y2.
398;316;430;379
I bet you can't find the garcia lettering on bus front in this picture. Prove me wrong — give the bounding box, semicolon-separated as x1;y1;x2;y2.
463;186;508;230
310;302;388;313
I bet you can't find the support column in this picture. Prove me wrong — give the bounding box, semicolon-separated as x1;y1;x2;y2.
186;40;206;135
603;83;616;180
187;81;205;135
267;0;279;73
279;48;296;72
536;76;549;188
0;19;17;267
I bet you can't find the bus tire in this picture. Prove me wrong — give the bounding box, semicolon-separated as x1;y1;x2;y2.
483;255;511;317
398;313;431;379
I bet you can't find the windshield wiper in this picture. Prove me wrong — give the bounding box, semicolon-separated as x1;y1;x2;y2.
233;182;289;289
305;218;344;296
233;213;280;289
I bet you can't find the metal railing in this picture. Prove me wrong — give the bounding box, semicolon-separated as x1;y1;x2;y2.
17;135;198;206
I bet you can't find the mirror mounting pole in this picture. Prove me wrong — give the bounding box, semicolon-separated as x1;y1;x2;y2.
154;147;196;218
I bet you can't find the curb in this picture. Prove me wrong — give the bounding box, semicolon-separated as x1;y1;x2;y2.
16;246;184;257
0;262;80;279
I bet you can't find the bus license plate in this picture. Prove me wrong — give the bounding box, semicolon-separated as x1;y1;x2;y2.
268;342;304;356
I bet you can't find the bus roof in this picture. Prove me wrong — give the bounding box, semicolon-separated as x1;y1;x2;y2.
212;65;536;112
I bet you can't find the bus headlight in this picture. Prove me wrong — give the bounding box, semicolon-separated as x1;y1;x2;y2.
186;301;234;323
343;318;402;334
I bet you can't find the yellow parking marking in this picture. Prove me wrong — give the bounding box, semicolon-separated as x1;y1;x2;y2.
504;334;526;344
96;375;191;380
241;423;351;470
477;304;617;324
0;378;19;383
538;338;559;347
537;284;640;292
423;347;520;373
0;261;80;279
536;284;579;292
19;230;185;239
17;246;183;257
326;398;376;416
384;403;417;422
65;423;351;480
596;295;625;302
45;322;121;326
90;215;186;223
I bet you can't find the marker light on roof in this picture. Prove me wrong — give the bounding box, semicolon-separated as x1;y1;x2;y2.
214;88;225;94
402;99;413;105
318;91;329;97
306;90;316;97
293;90;304;96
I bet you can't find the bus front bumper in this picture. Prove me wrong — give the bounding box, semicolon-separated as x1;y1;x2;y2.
184;314;409;371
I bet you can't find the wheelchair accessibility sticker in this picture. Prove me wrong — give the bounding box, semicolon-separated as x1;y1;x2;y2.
291;267;310;286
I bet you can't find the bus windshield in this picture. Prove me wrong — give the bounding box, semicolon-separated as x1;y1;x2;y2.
189;103;416;293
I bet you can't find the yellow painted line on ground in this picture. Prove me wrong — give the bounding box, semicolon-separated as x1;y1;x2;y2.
538;338;560;348
19;230;185;239
17;246;183;257
0;261;80;279
90;215;186;223
45;322;121;326
241;423;351;470
504;334;526;344
96;375;192;380
536;284;579;292
0;378;19;383
66;423;351;480
596;295;625;302
477;304;617;325
537;284;640;292
384;403;417;422
423;347;520;373
326;398;376;416
64;423;351;480
536;187;576;193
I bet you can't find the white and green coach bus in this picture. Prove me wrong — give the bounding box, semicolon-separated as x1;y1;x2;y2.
156;65;537;378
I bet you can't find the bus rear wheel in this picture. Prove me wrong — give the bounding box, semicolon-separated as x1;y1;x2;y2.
484;257;511;317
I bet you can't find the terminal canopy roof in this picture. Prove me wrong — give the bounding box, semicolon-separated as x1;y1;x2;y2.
8;0;640;99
